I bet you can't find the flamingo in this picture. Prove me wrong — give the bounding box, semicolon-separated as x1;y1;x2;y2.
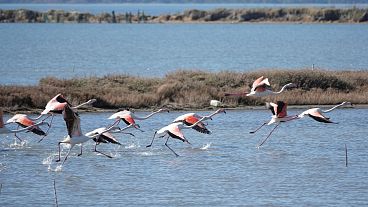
146;113;223;156
6;114;48;141
107;108;168;132
225;76;296;97
298;102;351;123
36;94;96;142
172;108;226;134
250;101;299;147
56;105;132;165
0;110;49;141
85;126;135;157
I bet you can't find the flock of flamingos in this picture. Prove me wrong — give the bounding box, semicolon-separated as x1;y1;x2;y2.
0;76;351;165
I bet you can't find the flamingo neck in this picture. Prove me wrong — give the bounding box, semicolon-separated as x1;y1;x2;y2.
274;83;292;94
322;102;346;113
133;110;161;120
72;99;93;109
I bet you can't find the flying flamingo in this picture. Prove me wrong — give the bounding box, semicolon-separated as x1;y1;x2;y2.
225;76;296;97
107;108;168;132
250;101;299;147
0;110;49;141
85;126;135;157
172;108;226;134
56;105;132;165
6;114;48;141
298;102;351;123
146;111;225;156
36;94;96;142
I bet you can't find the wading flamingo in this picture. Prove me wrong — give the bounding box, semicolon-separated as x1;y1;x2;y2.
107;108;168;132
6;114;48;141
172;108;226;134
85;126;135;157
56;105;132;165
298;102;352;123
0;110;49;141
225;76;296;97
147;112;223;156
250;101;299;147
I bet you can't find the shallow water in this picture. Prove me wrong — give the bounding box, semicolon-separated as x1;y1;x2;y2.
0;108;367;206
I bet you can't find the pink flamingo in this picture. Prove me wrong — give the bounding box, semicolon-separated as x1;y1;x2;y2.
298;102;351;123
85;126;135;157
36;94;96;142
56;105;132;165
147;112;223;156
6;114;48;141
107;108;168;132
0;110;48;141
225;76;295;97
250;101;299;147
172;109;226;134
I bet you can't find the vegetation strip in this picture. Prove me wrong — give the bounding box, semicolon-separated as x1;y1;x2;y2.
1;7;368;23
1;69;367;112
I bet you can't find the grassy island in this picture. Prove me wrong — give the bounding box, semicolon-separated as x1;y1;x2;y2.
1;69;367;112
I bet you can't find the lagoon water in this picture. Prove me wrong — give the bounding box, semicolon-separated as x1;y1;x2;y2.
0;23;368;85
1;4;368;205
0;109;367;206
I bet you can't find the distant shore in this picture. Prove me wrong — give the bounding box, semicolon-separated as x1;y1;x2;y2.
1;7;368;23
1;69;368;113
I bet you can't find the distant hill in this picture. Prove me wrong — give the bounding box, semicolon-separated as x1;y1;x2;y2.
0;0;367;4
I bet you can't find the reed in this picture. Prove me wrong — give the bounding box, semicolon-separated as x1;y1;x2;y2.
1;69;367;112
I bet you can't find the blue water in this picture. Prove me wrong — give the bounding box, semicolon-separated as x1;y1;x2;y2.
1;3;367;15
1;23;368;85
0;108;367;206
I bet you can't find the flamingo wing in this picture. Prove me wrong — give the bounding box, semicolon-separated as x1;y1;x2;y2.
167;124;186;142
252;76;265;89
63;106;81;137
307;110;334;123
276;101;287;118
120;113;136;125
42;94;70;114
8;114;46;135
0;110;3;128
183;116;210;134
90;130;121;145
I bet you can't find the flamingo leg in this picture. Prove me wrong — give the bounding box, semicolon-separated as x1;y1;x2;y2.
14;125;22;142
250;122;266;134
258;123;280;147
94;142;113;159
38;114;54;143
62;146;73;165
56;142;67;162
107;119;121;129
146;131;157;148
77;144;83;156
165;136;179;157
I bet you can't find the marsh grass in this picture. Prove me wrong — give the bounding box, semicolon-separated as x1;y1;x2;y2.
1;69;367;112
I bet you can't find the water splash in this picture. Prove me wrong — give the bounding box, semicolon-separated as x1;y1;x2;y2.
200;143;212;150
9;139;27;149
42;154;56;165
125;142;140;149
48;164;63;172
